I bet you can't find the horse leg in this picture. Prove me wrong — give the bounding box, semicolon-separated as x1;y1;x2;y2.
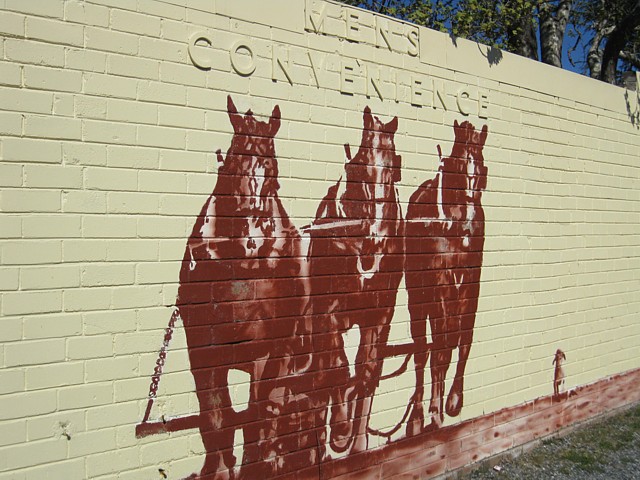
350;325;376;453
407;299;428;436
446;317;473;418
197;366;236;480
322;312;352;453
423;295;448;429
428;332;451;429
240;354;269;474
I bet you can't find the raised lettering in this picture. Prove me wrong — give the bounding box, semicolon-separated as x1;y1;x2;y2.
367;65;383;100
308;2;328;33
456;88;473;116
478;90;489;119
230;40;256;77
407;28;419;57
433;79;448;111
272;45;293;85
308;51;326;88
346;11;361;42
411;75;424;107
188;32;214;70
393;71;401;103
341;58;358;95
376;16;393;51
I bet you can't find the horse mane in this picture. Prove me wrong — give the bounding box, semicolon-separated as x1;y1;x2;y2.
448;120;488;163
346;106;401;183
214;95;282;200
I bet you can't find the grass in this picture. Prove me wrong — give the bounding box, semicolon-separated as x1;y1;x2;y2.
560;450;603;473
459;403;640;479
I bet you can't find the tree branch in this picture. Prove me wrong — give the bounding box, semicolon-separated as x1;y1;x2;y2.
600;0;640;82
620;50;640;69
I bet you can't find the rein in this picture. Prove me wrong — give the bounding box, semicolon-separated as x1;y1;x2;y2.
140;308;180;425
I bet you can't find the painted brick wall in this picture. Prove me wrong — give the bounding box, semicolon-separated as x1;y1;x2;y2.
0;1;639;479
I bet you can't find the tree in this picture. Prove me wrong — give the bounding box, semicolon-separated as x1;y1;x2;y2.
574;0;640;83
340;0;640;85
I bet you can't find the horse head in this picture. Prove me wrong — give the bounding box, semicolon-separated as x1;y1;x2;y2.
217;95;282;215
440;120;488;204
347;106;401;183
343;107;402;224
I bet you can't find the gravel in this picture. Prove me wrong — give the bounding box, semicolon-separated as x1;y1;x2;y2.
457;403;640;480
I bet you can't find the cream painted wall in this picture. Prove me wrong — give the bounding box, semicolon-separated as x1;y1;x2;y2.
0;0;639;478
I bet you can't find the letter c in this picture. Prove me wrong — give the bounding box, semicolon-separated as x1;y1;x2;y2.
188;32;214;70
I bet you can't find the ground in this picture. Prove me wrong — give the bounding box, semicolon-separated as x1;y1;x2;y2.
457;403;640;480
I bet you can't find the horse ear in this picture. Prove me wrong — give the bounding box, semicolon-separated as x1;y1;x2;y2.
227;95;238;114
479;124;488;147
363;106;373;130
344;143;352;161
269;104;281;136
388;116;398;133
227;95;242;133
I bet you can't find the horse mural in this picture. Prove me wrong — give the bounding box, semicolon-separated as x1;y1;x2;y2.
177;95;313;479
405;120;488;434
137;100;491;478
307;107;404;456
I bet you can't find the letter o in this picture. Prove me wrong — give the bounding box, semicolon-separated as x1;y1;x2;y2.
230;40;256;77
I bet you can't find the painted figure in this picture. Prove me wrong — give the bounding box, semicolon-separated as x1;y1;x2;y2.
308;107;404;455
177;96;312;479
141;103;493;476
405;120;488;433
553;349;567;400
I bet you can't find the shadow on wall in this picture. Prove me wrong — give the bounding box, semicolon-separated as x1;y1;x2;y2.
136;95;494;479
447;33;504;67
624;87;640;128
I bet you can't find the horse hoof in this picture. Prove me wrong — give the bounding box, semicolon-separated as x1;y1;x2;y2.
445;391;463;417
329;430;353;453
406;404;424;437
423;419;440;433
350;433;368;453
329;415;354;453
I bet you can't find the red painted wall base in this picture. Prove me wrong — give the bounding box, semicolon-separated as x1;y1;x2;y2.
282;368;640;480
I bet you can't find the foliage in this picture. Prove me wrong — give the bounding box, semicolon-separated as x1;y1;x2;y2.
340;0;640;84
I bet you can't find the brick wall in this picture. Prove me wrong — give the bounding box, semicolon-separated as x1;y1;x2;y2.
0;1;639;479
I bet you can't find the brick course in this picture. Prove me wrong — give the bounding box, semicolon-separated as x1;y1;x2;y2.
0;1;639;479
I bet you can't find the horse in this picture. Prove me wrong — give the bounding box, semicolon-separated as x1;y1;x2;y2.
177;95;312;479
553;349;567;400
308;106;404;456
405;120;488;434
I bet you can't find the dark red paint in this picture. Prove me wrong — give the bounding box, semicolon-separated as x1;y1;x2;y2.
405;120;488;434
177;96;313;479
307;107;404;457
553;349;567;400
137;99;494;480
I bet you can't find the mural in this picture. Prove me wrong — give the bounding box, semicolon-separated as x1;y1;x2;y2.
405;121;488;434
308;107;404;457
137;96;490;480
176;96;314;479
553;349;567;400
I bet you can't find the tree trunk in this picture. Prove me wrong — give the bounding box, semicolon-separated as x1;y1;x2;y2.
505;2;539;60
539;0;573;67
587;24;610;78
600;0;640;83
519;15;540;60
